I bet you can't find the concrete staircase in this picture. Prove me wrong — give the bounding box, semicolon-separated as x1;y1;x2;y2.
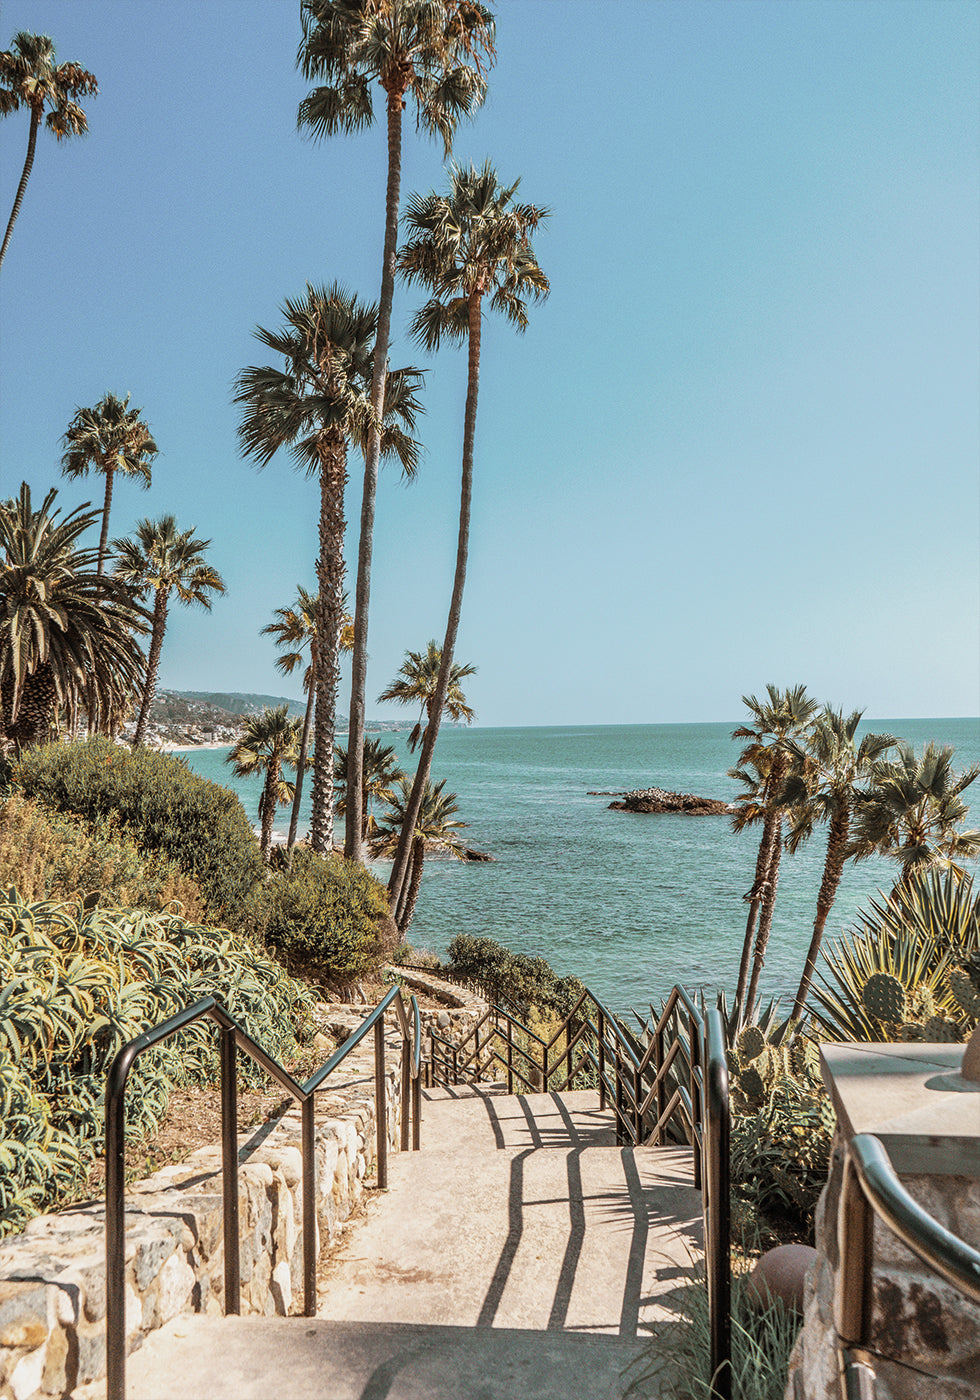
122;1084;704;1399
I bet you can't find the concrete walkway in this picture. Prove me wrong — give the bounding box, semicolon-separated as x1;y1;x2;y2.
124;1084;703;1399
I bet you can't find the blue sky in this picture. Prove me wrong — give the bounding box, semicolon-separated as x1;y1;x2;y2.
1;0;977;726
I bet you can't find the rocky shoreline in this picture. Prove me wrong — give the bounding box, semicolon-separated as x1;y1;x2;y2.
598;786;732;815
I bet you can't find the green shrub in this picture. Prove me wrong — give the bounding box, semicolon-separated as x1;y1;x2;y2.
0;889;317;1237
446;932;585;1019
0;791;207;917
263;848;394;984
15;738;263;926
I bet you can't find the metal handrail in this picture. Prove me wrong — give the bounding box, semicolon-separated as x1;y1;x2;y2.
105;984;422;1400
836;1133;980;1398
426;980;731;1399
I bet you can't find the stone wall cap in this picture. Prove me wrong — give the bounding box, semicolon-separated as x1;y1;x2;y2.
821;1043;980;1177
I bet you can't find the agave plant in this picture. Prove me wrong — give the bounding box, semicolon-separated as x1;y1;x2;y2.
811;869;980;1042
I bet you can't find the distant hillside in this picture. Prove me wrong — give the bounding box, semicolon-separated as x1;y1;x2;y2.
175;690;306;720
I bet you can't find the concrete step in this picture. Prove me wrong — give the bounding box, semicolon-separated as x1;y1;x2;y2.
417;1084;621;1152
122;1314;678;1399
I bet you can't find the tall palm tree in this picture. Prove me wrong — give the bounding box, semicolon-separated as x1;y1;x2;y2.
849;740;980;886
227;705;301;863
61;392;158;578
1;484;146;749
781;708;896;1020
234;282;421;856
334;737;405;842
387;160;548;909
374;774;466;933
0;32;97;271
298;0;494;864
378;640;475;751
113;516;225;749
728;684;816;1024
262;585;354;855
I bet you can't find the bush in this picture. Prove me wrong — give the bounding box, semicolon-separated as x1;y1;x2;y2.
15;738;263;926
263;848;394;985
0;889;317;1237
0;791;206;918
446;932;585;1019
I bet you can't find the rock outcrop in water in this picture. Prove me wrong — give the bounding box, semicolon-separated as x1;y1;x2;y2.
606;787;731;815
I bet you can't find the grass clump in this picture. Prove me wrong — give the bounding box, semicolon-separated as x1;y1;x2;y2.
15;737;264;927
0;889;317;1238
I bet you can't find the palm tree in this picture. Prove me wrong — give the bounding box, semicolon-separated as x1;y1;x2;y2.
61;392;158;579
262;584;354;855
227;706;301;863
0;484;146;749
387;160;548;909
113;516;225;748
234;282;421;856
728;684;816;1025
0;32;97;271
374;774;466;933
377;640;475;751
298;0;495;864
781;708;896;1020
849;740;980;886
334;737;405;841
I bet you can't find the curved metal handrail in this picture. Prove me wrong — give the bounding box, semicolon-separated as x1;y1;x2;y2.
105;984;422;1400
836;1133;980;1396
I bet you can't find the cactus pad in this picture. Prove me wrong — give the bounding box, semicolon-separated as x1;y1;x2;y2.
924;1016;960;1043
739;1065;766;1104
862;972;907;1023
736;1024;766;1063
950;969;980;1018
790;1038;821;1081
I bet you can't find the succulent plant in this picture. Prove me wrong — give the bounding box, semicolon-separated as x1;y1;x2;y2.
950;967;980;1018
739;1064;767;1105
790;1037;821;1081
862;972;907;1024
736;1024;766;1063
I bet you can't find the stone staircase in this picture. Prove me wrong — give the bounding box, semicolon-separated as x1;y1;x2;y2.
120;1083;704;1400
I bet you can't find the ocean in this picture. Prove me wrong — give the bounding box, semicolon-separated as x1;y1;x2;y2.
176;718;980;1015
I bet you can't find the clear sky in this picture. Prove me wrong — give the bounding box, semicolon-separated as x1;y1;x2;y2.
1;0;977;727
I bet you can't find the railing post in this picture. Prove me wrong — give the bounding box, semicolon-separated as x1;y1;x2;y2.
506;1017;514;1094
564;1017;572;1090
654;1022;666;1146
104;1053;130;1400
453;1042;459;1086
615;1044;624;1146
836;1150;875;1350
598;1009;606;1111
690;1010;702;1191
375;1017;388;1189
705;1010;731;1400
400;1035;410;1153
301;1095;316;1316
220;1024;241;1315
412;1070;421;1151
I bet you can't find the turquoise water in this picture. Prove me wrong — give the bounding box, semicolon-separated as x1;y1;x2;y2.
177;718;980;1014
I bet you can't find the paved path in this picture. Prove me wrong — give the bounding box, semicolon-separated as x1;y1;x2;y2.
124;1085;703;1399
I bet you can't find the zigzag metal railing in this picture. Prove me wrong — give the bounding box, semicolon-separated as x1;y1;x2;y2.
836;1133;980;1400
104;984;422;1400
428;982;732;1400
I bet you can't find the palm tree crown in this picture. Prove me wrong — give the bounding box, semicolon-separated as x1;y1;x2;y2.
334;737;405;840
375;773;466;932
113;516;224;748
235;281;421;856
61;392;158;578
1;484;146;748
227;705;301;863
378;640;476;750
0;31;97;271
849;740;980;884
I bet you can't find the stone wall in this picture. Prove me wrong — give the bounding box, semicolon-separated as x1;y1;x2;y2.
785;1131;980;1400
0;1017;405;1400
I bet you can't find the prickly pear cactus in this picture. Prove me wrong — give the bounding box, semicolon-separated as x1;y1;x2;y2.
924;1015;960;1043
739;1064;767;1105
790;1037;821;1082
862;972;907;1023
909;985;937;1022
950;968;980;1019
736;1024;766;1063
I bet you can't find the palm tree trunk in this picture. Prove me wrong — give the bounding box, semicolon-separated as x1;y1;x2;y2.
97;466;115;580
792;804;850;1020
345;85;405;865
260;761;279;863
397;837;425;934
287;677;316;856
310;438;347;856
132;588;169;747
744;834;783;1024
735;814;779;1018
388;291;482;908
0;109;39;272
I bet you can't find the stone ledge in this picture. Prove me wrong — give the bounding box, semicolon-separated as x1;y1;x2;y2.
0;1021;407;1400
